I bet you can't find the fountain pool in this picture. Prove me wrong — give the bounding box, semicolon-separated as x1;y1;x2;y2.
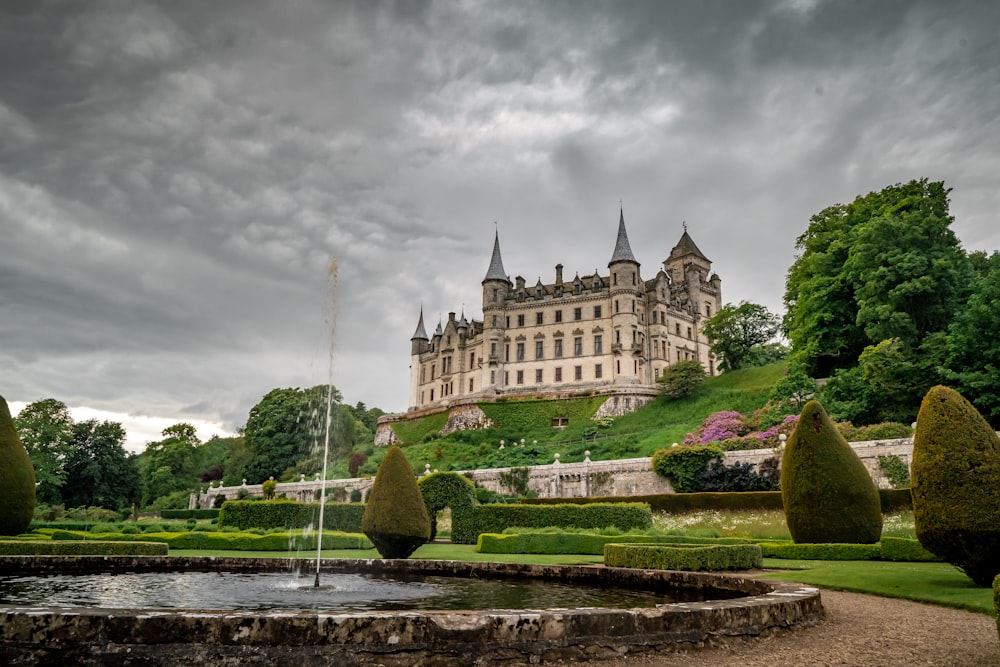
0;555;823;665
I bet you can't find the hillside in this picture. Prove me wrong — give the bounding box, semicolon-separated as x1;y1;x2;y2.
357;363;787;476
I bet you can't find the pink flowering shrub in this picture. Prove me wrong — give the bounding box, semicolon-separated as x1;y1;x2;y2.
683;411;747;445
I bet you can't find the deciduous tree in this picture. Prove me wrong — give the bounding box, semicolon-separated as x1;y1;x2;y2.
701;301;780;372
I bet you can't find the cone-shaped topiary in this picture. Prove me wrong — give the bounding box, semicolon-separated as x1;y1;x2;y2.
362;445;430;559
781;400;882;544
0;395;36;535
911;385;1000;586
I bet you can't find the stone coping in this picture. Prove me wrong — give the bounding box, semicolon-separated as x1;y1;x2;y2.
0;556;823;665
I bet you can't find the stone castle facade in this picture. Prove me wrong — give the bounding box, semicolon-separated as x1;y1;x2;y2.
406;210;722;414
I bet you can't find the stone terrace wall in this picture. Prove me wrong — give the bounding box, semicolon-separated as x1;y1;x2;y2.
197;437;915;508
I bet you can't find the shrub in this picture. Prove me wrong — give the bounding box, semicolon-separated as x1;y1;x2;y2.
217;499;364;532
781;400;882;544
911;385;1000;586
261;479;277;500
656;360;707;400
160;509;221;520
0;540;167;556
452;502;651;545
695;460;776;492
683;411;746;445
477;531;750;555
361;445;430;558
417;471;477;541
651;445;723;492
877;455;910;489
0;396;35;535
498;466;531;497
878;536;941;562
604;542;762;571
757;542;880;560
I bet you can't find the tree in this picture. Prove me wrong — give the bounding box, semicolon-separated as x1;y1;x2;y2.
0;396;35;535
657;360;707;400
140;423;201;505
362;445;430;558
700;301;780;372
61;419;141;510
242;385;339;483
13;398;73;504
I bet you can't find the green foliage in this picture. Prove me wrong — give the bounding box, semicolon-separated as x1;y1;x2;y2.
477;531;750;555
218;499;364;532
62;419;141;511
0;540;167;556
781;400;883;544
417;471;477;541
139;423;201;505
878;536;941;562
757;541;880;560
261;479;277;499
451;502;651;544
604;542;762;571
13;398;72;504
159;509;221;520
656;360;707;400
478;396;606;432
911;385;1000;586
498;466;531;497
362;445;430;558
695;460;776;492
651;445;722;492
701;301;780;372
994;574;1000;641
0;396;36;535
878;455;910;489
389;410;449;445
43;528;370;551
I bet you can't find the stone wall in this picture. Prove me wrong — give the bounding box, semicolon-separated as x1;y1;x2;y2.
197;437;915;508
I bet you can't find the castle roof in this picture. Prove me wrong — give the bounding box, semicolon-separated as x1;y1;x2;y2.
608;208;639;265
483;230;510;283
668;230;710;264
411;307;429;340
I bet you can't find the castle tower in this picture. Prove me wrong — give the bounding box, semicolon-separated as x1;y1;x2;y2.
408;307;430;407
482;230;511;392
663;226;723;372
608;208;643;383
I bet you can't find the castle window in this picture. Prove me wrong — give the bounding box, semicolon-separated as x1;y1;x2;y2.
421;366;426;383
492;288;498;302
652;311;657;323
595;364;603;379
536;311;543;325
616;330;621;344
594;305;602;318
506;317;510;327
675;323;681;335
470;352;475;367
632;300;635;313
574;365;582;380
430;389;435;401
490;342;497;357
446;335;451;345
574;282;582;295
431;364;435;380
617;360;620;374
555;367;562;382
469;378;474;392
706;302;712;316
516;342;525;361
613;273;617;286
554;339;563;358
505;344;510;361
535;340;544;359
687;326;692;339
491;370;496;384
615;300;619;313
573;336;583;356
536;286;543;299
632;272;636;285
535;369;543;383
516;370;524;385
517;314;525;327
574;307;582;321
555;310;563;323
594;334;603;354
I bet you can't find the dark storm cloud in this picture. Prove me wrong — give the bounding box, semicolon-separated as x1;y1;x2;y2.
2;0;997;448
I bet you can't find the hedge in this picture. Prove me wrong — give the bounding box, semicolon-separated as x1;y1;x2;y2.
878;536;941;562
160;509;221;520
757;541;881;560
218;500;364;532
523;489;913;513
452;502;651;544
48;529;372;551
477;531;751;555
604;543;762;571
0;540;168;556
994;574;999;641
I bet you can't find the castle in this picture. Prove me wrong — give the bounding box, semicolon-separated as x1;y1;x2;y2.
405;210;722;416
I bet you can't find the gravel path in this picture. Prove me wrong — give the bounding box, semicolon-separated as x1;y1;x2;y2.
579;588;1000;667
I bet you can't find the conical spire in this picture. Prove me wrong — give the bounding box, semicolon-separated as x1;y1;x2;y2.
668;226;710;263
411;306;429;340
609;206;638;265
483;229;510;283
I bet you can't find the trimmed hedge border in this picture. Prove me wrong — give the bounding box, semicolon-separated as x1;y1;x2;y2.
160;509;220;520
218;500;364;532
758;541;880;560
47;529;372;551
878;536;941;562
477;532;751;555
604;542;763;572
522;488;913;513
452;502;652;544
0;540;167;556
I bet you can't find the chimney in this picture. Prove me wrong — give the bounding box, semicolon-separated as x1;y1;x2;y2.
555;264;564;285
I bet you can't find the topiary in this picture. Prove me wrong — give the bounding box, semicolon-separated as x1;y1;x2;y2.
781;400;882;544
0;396;35;535
417;471;477;541
911;385;1000;586
651;445;722;493
362;445;430;558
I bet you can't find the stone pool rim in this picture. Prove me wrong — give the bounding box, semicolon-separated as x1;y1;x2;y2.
0;555;823;665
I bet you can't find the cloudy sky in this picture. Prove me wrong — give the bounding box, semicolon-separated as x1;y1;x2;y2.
2;0;998;451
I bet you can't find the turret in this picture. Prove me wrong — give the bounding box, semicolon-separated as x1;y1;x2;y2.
410;307;429;356
608;207;642;383
482;230;511;389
